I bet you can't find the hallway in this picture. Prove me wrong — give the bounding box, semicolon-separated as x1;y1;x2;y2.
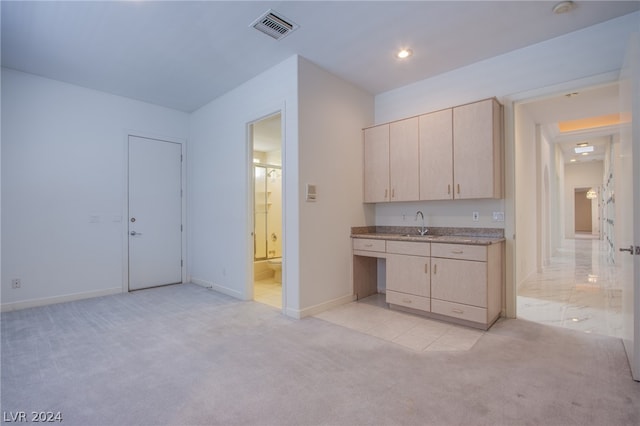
518;236;622;338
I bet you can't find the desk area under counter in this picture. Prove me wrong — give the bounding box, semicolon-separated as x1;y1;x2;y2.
351;226;505;330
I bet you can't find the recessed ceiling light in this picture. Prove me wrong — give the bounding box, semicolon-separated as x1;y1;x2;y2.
575;146;594;154
576;142;588;147
570;159;577;162
397;48;413;59
581;152;589;156
553;1;576;14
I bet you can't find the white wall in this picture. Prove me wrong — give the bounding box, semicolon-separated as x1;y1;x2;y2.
564;161;605;239
297;58;374;316
1;68;189;310
188;56;374;318
538;129;554;268
188;56;300;308
514;104;537;288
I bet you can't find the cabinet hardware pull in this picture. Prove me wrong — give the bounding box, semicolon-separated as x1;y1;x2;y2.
457;184;460;194
391;188;395;198
433;264;437;274
364;244;373;248
425;263;428;274
452;309;464;314
451;250;464;254
448;184;451;195
384;189;388;199
403;299;412;304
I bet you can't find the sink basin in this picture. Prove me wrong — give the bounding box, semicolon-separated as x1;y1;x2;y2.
398;234;441;240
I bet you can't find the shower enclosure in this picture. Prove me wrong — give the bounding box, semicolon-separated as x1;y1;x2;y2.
254;164;282;260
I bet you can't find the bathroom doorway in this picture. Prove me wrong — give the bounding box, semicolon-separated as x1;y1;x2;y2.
249;112;283;309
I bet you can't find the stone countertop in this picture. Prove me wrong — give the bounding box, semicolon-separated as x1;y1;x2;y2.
351;226;505;246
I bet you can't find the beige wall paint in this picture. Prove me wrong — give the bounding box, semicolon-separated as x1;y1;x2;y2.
564;161;604;239
574;189;593;232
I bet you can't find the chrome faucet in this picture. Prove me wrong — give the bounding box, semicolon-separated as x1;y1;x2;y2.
415;211;428;236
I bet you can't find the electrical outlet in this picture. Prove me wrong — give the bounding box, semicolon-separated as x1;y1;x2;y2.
492;212;505;222
472;211;479;222
11;278;21;289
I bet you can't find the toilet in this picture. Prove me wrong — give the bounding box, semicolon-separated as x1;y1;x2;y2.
267;258;282;283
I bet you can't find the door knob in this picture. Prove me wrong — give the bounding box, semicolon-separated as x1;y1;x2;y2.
130;231;142;236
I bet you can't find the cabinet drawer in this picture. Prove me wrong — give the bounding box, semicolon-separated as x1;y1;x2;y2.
431;299;486;324
386;290;431;312
386;240;430;256
353;238;386;252
431;243;486;261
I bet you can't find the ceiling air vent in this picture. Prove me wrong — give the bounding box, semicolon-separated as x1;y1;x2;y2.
251;9;299;40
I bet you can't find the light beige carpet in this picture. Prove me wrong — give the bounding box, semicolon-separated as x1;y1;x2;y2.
2;283;638;425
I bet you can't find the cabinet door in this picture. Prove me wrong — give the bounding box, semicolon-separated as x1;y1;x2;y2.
386;254;430;297
363;124;390;202
453;99;502;199
431;257;487;307
419;109;453;200
389;117;419;201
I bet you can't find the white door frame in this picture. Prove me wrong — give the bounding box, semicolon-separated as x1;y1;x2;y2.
122;131;187;293
246;108;286;312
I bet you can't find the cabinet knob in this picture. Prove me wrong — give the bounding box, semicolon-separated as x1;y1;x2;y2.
451;250;464;254
452;309;464;314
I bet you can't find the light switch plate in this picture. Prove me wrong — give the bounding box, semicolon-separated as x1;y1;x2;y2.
306;184;317;202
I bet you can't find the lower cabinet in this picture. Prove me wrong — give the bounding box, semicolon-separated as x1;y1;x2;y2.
386;253;431;311
384;241;503;329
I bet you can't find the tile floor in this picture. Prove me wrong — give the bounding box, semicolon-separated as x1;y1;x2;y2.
254;278;282;309
315;294;484;352
517;235;623;338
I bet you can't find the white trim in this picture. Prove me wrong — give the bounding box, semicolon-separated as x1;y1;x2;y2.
191;277;245;300
286;293;356;319
1;287;122;313
124;131;187;292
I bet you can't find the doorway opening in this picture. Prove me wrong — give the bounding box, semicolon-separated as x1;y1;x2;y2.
514;83;623;338
249;112;283;309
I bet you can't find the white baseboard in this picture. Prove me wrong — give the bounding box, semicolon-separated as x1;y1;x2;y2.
286;293;356;319
1;287;123;312
190;277;245;300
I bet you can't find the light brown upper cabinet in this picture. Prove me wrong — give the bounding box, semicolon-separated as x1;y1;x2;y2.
363;124;390;203
364;117;419;203
389;117;419;201
419;109;453;200
364;97;503;203
452;98;503;199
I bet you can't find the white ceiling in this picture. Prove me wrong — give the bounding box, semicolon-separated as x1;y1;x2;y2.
2;1;639;113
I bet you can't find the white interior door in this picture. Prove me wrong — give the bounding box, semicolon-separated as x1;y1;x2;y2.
618;34;639;380
128;136;183;291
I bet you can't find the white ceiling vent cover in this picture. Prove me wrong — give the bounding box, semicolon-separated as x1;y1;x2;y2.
251;9;299;40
